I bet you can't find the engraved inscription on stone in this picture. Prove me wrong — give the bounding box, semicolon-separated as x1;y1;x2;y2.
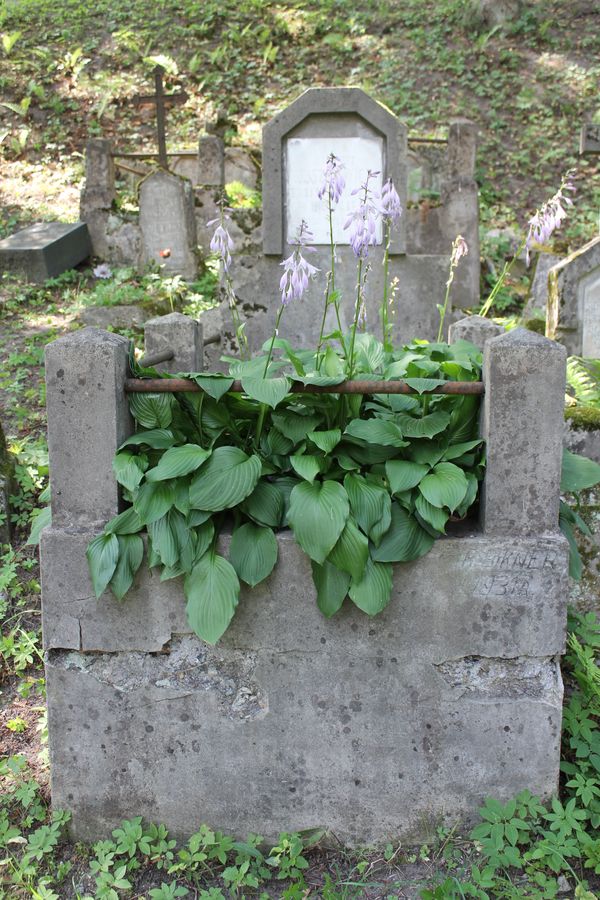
285;136;384;245
580;268;600;358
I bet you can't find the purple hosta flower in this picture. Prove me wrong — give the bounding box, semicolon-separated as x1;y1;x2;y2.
525;170;576;265
344;171;381;259
380;177;402;227
207;208;234;273
446;235;468;286
318;153;345;205
279;220;319;306
93;263;112;279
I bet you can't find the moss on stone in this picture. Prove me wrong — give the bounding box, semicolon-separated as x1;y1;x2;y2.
565;405;600;431
523;318;546;335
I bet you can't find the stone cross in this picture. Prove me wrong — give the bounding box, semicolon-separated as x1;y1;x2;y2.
132;66;188;169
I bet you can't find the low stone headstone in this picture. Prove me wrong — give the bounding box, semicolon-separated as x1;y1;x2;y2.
78;305;149;329
0;222;92;283
547;236;600;357
139;171;199;280
198;135;225;186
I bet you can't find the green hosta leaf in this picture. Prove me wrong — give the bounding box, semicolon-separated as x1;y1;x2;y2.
27;505;51;546
561;449;600;493
186;373;234;401
344;418;407;447
354;333;384;372
307;429;342;453
240;480;284;527
266;428;294;455
415;494;449;534
403;378;447;394
184;553;240;644
372;502;435;563
456;471;479;517
272;411;323;444
290;454;321;483
410;441;445;467
344;473;391;546
385;459;429;494
109;534;144;601
189;447;261;512
86;533;119;598
145;445;211;482
229;523;278;587
419;462;468;512
349;558;393;615
241;375;291;408
113;451;146;492
193;520;215;563
311;560;350;618
187;508;211;527
129;393;173;428
272;476;300;526
448;395;480;443
328;517;369;581
148;514;179;568
442;439;483;461
133;480;175;524
119;429;175;450
394;410;451;439
105;506;143;535
288;480;349;564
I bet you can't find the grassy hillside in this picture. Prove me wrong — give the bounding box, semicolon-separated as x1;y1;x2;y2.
0;0;599;245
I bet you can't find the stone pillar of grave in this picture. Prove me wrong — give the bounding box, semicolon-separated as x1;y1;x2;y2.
481;328;566;535
546;235;600;357
80;138;116;258
41;328;132;648
139;171;199;280
448;314;504;350
443;119;480;310
144;312;204;373
198;135;225;187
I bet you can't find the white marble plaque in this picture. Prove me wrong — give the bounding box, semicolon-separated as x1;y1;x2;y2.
580;268;600;357
285;136;384;245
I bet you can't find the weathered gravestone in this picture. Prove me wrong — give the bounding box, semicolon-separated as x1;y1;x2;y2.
546;236;600;357
201;88;480;360
139;171;199;280
40;323;569;845
0;222;92;283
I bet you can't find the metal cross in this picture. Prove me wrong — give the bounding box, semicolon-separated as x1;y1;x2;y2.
132;66;188;169
580;123;600;156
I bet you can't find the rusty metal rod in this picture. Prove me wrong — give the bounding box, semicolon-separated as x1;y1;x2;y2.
125;378;484;395
137;349;175;368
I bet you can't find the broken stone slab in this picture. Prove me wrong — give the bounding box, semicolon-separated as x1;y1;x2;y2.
78;305;149;328
43;527;568;844
0;222;92;283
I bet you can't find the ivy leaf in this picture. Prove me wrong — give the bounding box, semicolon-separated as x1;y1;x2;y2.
86;533;119;598
104;506;143;535
184;553;240;644
133;480;175;524
372;502;435;563
307;429;342;453
112;450;147;492
419;462;468;512
241;375;291;408
561;450;600;493
349;558;393;615
145;445;211;481
186;373;234;401
328;517;369;581
229;523;278;587
119;429;175;450
344;418;407;448
288;480;349;564
290;454;321;483
311;560;350;618
129;393;173;428
343;473;391;546
109;535;144;601
385;460;429;494
189;447;262;511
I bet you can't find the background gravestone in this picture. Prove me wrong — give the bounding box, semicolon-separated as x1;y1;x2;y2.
139;171;199;280
547;235;600;357
0;222;92;283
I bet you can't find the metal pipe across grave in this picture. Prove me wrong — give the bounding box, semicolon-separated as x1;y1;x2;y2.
124;377;485;395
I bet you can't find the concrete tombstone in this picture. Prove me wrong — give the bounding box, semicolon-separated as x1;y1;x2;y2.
547;236;600;357
139;171;199;280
